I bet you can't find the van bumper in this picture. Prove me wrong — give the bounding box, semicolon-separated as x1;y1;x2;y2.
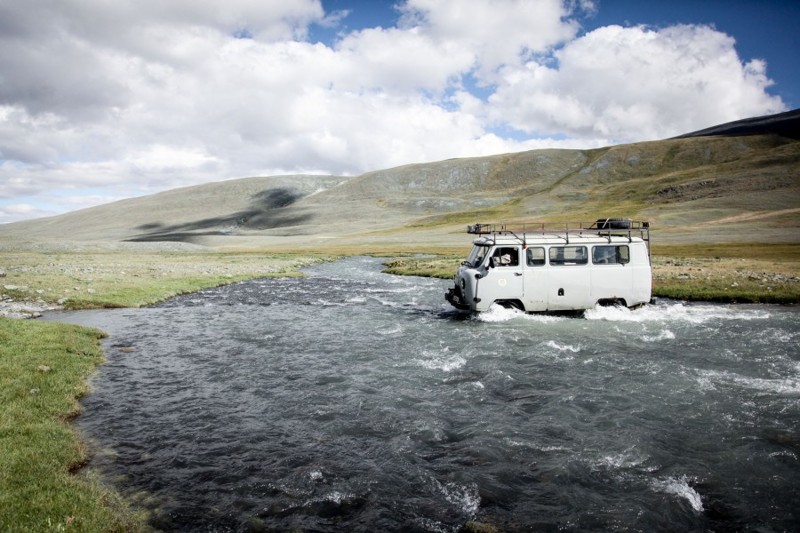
445;286;471;311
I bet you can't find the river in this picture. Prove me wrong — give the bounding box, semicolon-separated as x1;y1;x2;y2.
47;257;800;532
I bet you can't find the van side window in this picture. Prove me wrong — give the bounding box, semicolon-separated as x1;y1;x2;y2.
549;246;588;266
491;247;519;267
526;247;546;266
592;245;630;265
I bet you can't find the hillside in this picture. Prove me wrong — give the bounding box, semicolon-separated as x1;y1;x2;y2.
1;110;799;249
676;108;800;140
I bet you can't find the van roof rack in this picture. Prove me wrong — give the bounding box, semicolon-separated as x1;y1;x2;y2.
466;219;651;256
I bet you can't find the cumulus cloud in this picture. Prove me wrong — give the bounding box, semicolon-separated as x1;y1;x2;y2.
0;0;788;223
398;0;580;79
488;24;786;140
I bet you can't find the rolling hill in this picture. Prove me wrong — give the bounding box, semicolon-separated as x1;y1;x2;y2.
1;110;798;250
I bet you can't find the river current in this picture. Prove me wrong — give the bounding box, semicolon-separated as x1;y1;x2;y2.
48;257;799;532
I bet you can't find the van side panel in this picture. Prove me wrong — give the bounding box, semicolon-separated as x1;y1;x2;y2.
521;246;548;311
590;261;633;305
521;269;547;312
588;244;634;305
546;264;591;311
630;243;652;305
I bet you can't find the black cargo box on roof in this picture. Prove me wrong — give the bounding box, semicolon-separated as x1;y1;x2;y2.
593;218;631;230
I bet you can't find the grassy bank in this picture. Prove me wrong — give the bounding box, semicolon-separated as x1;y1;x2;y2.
0;250;328;531
0;250;331;309
0;318;147;532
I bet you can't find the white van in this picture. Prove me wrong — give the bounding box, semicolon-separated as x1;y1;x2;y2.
445;219;652;313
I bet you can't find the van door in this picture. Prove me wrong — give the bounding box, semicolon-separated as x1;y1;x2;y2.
479;245;524;308
590;244;633;305
547;245;591;311
522;246;547;312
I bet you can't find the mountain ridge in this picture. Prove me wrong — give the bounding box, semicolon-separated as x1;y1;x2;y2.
675;108;800;140
2;110;798;248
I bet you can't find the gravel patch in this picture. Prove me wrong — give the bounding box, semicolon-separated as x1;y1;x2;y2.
0;297;62;319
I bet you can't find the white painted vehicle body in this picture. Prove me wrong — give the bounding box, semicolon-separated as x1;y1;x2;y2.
445;221;652;313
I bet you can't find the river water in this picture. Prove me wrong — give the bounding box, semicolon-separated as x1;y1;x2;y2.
48;257;799;532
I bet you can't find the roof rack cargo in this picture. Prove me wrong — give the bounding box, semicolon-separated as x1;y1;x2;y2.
466;219;651;257
593;217;632;230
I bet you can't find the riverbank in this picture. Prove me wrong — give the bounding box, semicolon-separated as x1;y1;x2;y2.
0;318;148;531
0;250;332;318
0;250;328;531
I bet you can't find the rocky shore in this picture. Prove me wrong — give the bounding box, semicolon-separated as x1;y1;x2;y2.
0;267;57;318
0;296;62;319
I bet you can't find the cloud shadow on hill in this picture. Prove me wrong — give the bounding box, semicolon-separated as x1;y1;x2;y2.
126;187;313;243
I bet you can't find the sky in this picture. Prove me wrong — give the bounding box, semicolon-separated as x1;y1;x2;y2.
1;0;797;224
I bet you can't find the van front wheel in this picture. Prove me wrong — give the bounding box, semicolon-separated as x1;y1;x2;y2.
496;300;524;311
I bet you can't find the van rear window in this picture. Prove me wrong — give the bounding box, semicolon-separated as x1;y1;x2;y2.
549;246;588;266
592;245;630;264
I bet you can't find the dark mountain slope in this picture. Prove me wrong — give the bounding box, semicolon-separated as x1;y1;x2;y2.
676;108;800;139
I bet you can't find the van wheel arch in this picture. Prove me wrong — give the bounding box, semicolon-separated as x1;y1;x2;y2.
495;299;525;311
596;298;627;308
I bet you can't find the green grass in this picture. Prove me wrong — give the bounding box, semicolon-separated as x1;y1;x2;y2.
653;243;800;261
383;257;461;279
0;318;148;532
60;273;301;310
0;251;327;309
651;280;798;304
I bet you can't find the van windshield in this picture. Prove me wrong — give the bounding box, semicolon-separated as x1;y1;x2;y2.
466;245;490;268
